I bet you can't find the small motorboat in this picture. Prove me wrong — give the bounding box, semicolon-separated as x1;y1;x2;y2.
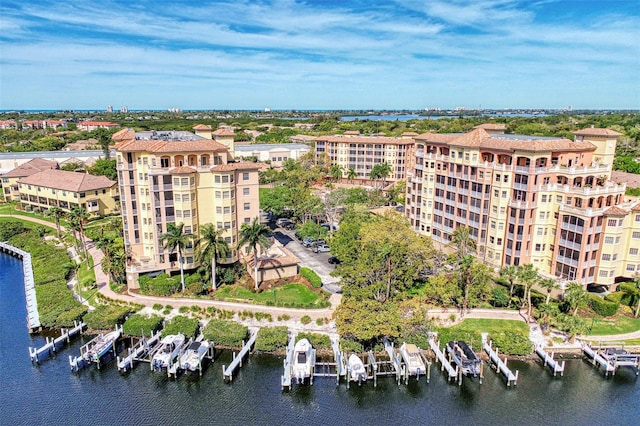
399;342;426;376
292;338;314;384
152;334;186;371
180;340;210;372
447;340;482;377
84;330;121;363
348;354;367;384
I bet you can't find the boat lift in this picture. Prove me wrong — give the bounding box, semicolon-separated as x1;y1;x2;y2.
428;335;460;384
582;342;640;377
482;336;519;387
223;328;258;382
116;331;162;373
69;325;122;372
534;344;565;377
29;321;86;363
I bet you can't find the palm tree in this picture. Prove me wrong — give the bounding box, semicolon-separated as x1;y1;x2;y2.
195;224;230;291
330;164;342;182
538;277;559;305
347;167;357;184
449;225;476;259
564;281;588;316
633;274;640;318
378;163;392;188
159;223;192;292
499;265;518;305
517;263;538;322
67;206;89;259
369;165;381;188
45;206;64;238
237;217;273;291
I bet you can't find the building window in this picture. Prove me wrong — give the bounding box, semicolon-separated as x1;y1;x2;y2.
161;158;169;168
627;265;636;272
243;172;249;181
630;248;639;255
244;217;251;224
216;206;222;214
602;254;611;261
243;188;250;196
604;236;614;244
244;202;250;211
607;219;617;227
633;232;640;239
497;238;502;245
599;271;608;278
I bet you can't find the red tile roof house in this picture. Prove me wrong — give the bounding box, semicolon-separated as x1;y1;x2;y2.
0;119;17;130
77;121;120;131
1;158;59;202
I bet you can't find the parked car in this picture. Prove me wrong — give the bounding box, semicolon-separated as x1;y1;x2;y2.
313;244;330;253
309;239;326;248
302;237;316;247
327;256;341;264
276;218;293;227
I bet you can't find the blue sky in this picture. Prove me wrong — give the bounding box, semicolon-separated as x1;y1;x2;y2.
1;0;638;110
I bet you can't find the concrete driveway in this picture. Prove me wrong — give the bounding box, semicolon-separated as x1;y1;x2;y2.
271;226;342;294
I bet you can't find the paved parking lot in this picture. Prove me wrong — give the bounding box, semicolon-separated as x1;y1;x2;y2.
271;226;342;293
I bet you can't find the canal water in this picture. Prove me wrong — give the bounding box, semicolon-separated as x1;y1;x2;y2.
1;253;639;425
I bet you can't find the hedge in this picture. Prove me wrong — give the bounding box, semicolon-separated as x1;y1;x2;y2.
123;313;164;336
340;338;364;354
83;305;133;330
202;319;248;347
489;332;532;356
588;294;619;317
604;292;624;305
138;273;181;296
163;315;199;338
255;326;289;351
300;267;322;288
297;332;331;349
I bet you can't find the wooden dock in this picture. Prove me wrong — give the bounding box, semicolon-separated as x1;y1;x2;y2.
0;242;41;332
222;328;258;382
482;339;518;387
582;343;639;377
116;331;161;373
535;344;565;377
281;331;297;390
429;336;459;384
29;321;86;363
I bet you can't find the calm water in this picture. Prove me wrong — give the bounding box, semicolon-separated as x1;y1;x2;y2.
1;253;639;426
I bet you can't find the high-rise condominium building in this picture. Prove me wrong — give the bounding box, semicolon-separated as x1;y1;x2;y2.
405;126;640;289
113;128;260;288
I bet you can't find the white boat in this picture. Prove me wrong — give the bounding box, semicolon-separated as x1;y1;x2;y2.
152;334;186;371
399;343;426;376
84;330;121;362
179;340;210;372
292;338;314;384
348;354;367;384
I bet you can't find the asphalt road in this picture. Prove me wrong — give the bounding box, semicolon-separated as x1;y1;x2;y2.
271;225;342;294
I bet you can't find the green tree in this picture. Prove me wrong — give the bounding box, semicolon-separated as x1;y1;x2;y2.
333;298;401;345
347;167;357;184
88;158;117;180
195;224;230;291
564;281;588;316
159;223;192;292
422;273;461;307
237;218;273;291
330;164;343;182
94;127;112;160
450;225;476;258
45;206;64;238
67;206;89;259
499;265;518;304
517;263;538;321
538;277;559;305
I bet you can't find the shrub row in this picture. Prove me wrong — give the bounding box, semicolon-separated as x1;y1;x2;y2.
35;280;88;327
254;326;289;351
123;313;164;336
489;332;532;356
139;273;181;296
83;305;133;331
203;319;248;347
587;294;619;317
300;267;322;288
297;332;331;349
162;315;199;338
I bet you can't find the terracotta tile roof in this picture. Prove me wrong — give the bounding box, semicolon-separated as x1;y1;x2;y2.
401;132;419;137
316;135;414;145
112;128;136;141
212;128;234;136
115;138;228;153
604;206;628;216
474;123;506;130
343;131;360;135
19;169;116;192
573;128;622;137
1;158;58;178
169;166;197;174
631;202;640;212
79;121;119;127
611;171;640;188
210;162;261;172
193;124;212;130
417;128;596;153
415;132;462;143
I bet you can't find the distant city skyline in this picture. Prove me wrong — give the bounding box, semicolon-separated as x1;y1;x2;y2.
1;1;639;110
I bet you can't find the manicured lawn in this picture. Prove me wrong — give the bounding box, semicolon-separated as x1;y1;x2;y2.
213;283;323;306
587;315;640;336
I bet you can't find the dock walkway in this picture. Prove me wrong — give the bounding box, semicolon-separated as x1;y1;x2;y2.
117;331;161;373
429;336;459;383
535;344;565;377
29;321;85;363
482;337;518;387
0;242;41;332
281;331;298;390
223;328;258;382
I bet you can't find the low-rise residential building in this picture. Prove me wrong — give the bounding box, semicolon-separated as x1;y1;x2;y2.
314;133;414;182
234;143;311;166
0;119;17;130
1;158;59;202
114;127;262;286
17;169;118;216
405;126;639;289
77;121;120;131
